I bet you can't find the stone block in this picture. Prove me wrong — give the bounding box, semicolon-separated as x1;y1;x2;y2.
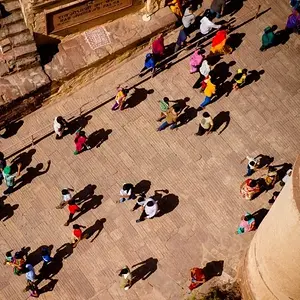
9;30;33;46
2;1;21;13
0;38;11;53
0;11;23;26
7;21;28;35
13;43;37;59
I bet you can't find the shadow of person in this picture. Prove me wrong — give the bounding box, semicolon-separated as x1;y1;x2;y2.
83;218;106;242
243;70;264;87
131;257;158;286
124;88;154;109
213;61;236;84
273;163;293;181
67;115;93;135
203;260;224;281
227;33;245;52
11;149;36;172
0;3;11;18
134;180;151;195
213;80;233;102
176;106;198;128
273;25;290;45
0;203;19;222
212;111;230;135
87;129;112;149
72;195;103;221
26;245;54;267
14;161;51;191
252;208;269;228
73;184;97;204
256;154;274;169
1;120;24;138
172;97;190;114
55;243;73;260
38;243;73;281
224;0;246;17
39;279;58;295
157;193;179;217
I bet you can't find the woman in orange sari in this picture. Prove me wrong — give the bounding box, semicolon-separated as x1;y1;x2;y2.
166;0;183;18
210;28;232;55
188;267;206;292
240;179;261;200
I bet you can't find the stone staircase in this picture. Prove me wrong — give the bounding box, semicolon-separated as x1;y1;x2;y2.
0;0;40;76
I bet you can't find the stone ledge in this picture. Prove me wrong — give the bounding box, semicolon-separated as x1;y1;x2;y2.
44;7;177;82
0;7;177;128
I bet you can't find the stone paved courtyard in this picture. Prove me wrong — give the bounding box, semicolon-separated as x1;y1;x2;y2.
0;0;300;299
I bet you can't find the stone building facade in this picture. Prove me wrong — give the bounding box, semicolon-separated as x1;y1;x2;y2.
18;0;165;42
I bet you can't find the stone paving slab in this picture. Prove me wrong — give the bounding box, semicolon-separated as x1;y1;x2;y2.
0;1;300;299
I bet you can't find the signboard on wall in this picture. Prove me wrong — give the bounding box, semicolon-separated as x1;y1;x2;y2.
45;0;133;34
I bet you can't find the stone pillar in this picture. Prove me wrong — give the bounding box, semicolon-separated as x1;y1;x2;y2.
240;155;300;300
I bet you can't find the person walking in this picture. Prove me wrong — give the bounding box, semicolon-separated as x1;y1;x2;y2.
112;86;129;111
195;112;214;136
41;247;52;266
74;130;90;155
157;97;170;121
200;9;221;35
2;163;22;195
71;224;86;248
174;28;189;52
25;264;36;282
139;53;156;77
118;183;135;203
56;188;74;209
151;33;165;61
118;266;132;290
189;50;204;73
285;9;300;34
166;0;183;18
64;199;81;226
237;212;256;234
240;179;261;200
210;27;232;55
198;76;216;110
0;152;6;181
188;267;206;292
136;198;159;223
210;0;225;18
244;156;260;177
53;116;68;139
259;26;276;51
233;69;247;90
182;5;196;35
131;192;147;211
157;106;180;131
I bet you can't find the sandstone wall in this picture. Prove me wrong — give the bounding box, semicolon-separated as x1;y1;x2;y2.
240;155;300;300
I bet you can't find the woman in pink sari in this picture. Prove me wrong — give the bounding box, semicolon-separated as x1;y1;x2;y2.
189;50;204;73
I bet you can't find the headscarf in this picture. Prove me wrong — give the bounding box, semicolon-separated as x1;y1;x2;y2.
3;166;11;175
25;264;36;281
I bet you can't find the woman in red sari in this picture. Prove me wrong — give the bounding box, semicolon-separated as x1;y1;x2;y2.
188;267;206;292
210;28;232;55
151;33;165;61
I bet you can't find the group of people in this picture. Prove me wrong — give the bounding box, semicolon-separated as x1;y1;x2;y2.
1;0;298;298
3;247;53;298
238;156;293;234
53;116;90;155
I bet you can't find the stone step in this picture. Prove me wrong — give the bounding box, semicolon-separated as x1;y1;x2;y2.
15;55;40;71
1;0;21;13
9;30;34;47
0;11;24;26
5;20;28;36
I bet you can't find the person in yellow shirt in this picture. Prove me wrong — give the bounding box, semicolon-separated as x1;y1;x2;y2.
233;69;247;90
198;75;216;110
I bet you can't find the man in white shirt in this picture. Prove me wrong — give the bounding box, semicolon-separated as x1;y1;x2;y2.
136;198;158;223
200;10;221;35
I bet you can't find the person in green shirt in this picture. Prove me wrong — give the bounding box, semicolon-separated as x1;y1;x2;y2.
260;26;276;51
2;164;22;195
